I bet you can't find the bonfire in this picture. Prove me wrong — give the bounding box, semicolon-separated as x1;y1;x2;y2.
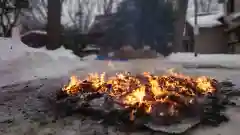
53;69;238;133
60;70;218;119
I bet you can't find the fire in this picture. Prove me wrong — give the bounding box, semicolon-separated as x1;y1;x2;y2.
63;76;81;95
62;71;217;119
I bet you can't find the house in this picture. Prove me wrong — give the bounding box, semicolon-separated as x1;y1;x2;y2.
225;0;240;13
220;0;240;53
183;0;240;54
184;13;228;54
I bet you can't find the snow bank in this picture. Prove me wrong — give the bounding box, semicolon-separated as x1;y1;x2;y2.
167;53;240;68
3;37;240;87
0;38;93;87
0;38;77;61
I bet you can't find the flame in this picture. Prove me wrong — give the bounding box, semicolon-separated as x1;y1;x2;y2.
63;76;81;95
62;71;217;119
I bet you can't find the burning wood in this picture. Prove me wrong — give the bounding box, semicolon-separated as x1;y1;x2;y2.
55;71;237;133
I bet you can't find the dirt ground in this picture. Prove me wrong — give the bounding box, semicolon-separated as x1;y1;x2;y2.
1;60;240;135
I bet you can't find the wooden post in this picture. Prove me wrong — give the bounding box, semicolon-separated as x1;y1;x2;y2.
47;0;61;50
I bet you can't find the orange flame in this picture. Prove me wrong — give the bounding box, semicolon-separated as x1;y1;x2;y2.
62;71;217;119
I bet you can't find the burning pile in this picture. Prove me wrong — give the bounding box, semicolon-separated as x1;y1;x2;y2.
59;71;220;121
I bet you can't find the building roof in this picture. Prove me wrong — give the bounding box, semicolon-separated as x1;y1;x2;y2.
186;13;224;28
223;11;240;33
224;11;240;23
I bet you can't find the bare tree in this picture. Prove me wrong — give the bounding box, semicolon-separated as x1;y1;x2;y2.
103;0;114;15
0;0;27;37
20;0;65;33
198;0;216;13
65;0;119;33
47;0;61;49
21;0;120;33
172;0;188;52
64;0;97;33
81;0;96;32
20;0;121;51
187;0;220;15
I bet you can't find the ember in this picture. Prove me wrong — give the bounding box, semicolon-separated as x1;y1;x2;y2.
55;71;237;133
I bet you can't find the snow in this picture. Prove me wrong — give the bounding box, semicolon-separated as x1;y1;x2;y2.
0;37;94;87
227;11;240;21
0;37;173;87
21;30;47;37
186;12;224;28
186;0;224;28
2;37;240;87
167;52;240;68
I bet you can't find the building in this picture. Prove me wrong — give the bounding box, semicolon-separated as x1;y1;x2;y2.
225;0;240;13
221;0;240;53
184;13;228;54
183;0;240;54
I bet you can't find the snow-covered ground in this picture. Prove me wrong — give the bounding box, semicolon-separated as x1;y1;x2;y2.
2;36;240;87
0;37;95;87
167;53;240;68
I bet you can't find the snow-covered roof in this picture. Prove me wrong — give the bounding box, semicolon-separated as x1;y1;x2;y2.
186;13;224;28
186;0;225;28
230;12;240;19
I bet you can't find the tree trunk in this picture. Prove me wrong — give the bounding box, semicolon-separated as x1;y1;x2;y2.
47;0;61;50
172;0;188;52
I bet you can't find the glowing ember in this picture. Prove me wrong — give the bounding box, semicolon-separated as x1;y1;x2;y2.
62;71;217;119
